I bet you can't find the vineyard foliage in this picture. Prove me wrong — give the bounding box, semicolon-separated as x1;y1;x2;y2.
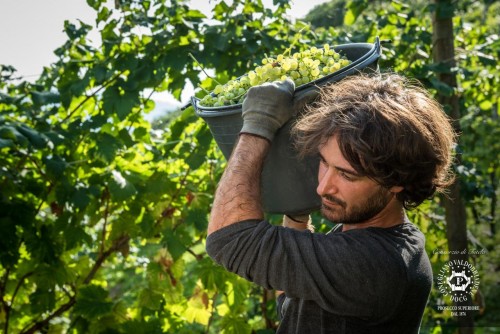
0;0;499;333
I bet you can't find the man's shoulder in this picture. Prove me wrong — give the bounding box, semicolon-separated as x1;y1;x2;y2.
325;222;430;274
363;221;426;249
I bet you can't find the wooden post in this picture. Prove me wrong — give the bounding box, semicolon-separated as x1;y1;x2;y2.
432;0;474;332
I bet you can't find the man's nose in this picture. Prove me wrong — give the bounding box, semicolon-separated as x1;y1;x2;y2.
317;167;339;196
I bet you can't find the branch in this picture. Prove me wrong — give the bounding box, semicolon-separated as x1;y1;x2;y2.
155;167;191;229
1;268;11;334
188;53;221;85
126;87;156;132
22;297;76;334
185;248;204;261
84;234;130;285
21;236;130;334
204;291;218;334
100;187;111;256
9;270;34;309
261;288;275;329
61;70;125;123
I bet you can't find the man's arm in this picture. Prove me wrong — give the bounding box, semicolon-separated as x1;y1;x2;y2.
207;78;296;235
208;134;270;235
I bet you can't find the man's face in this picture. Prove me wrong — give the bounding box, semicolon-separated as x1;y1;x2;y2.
316;136;394;225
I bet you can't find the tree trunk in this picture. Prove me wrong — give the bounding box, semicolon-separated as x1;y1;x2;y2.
431;0;474;332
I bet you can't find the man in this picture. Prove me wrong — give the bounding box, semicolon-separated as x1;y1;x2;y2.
205;73;456;333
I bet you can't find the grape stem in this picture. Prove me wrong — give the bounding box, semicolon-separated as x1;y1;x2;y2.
188;53;222;85
234;90;247;101
283;24;311;57
196;84;211;94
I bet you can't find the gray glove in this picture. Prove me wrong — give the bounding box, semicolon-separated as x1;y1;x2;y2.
241;78;295;141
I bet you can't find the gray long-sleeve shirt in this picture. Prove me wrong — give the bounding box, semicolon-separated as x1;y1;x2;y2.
206;219;432;333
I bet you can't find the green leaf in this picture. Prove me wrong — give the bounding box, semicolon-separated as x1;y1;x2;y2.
110;214;140;240
0;217;20;266
103;86;140;120
31;91;60;106
43;155;68;179
184;298;211;325
119;128;135;147
109;170;138;202
435;1;455;19
185;123;213;169
343;9;356;25
0;138;13;149
16;125;49;149
24;226;63;265
193;257;230;291
70;187;91;210
163;232;186;261
0;126;16;140
0;125;28;146
45;131;66;145
429;77;454;97
479;99;493;110
94;133;120;163
138;288;163;310
31;261;70;290
74;285;114;319
220;315;252;334
145;172;176;198
30;287;56;314
343;0;368;25
186;9;206;20
214;1;230;17
186;209;208;232
86;0;102;10
63;224;92;250
121;319;163;334
97;6;111;23
168;107;197;141
133;126;148;140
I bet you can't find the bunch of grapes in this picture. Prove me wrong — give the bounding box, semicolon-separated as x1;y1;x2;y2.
199;44;351;108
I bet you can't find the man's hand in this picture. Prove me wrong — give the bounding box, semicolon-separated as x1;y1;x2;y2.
241;78;295;141
283;215;314;232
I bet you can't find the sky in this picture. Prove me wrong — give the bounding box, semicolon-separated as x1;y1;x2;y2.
0;0;329;116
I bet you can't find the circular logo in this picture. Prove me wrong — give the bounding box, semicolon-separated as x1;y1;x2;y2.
437;260;480;302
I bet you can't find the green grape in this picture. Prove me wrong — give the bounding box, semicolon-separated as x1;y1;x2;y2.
299;68;309;77
311;68;320;77
198;44;353;107
213;85;224;94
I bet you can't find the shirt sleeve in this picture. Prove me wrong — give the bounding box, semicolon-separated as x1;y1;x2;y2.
205;220;408;321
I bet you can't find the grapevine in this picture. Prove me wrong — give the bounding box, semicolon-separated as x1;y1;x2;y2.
198;44;352;107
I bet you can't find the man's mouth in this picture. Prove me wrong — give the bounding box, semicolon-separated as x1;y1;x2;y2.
321;196;346;209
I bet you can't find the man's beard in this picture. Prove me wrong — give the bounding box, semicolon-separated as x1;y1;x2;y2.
320;187;393;225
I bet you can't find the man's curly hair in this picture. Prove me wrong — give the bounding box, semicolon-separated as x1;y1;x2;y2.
292;72;456;209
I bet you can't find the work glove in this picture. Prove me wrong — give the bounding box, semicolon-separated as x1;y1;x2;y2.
241;78;295;142
241;79;321;141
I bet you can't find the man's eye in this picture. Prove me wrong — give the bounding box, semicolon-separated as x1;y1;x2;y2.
340;171;354;181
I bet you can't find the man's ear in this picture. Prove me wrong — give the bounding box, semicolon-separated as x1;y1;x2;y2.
389;186;404;194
